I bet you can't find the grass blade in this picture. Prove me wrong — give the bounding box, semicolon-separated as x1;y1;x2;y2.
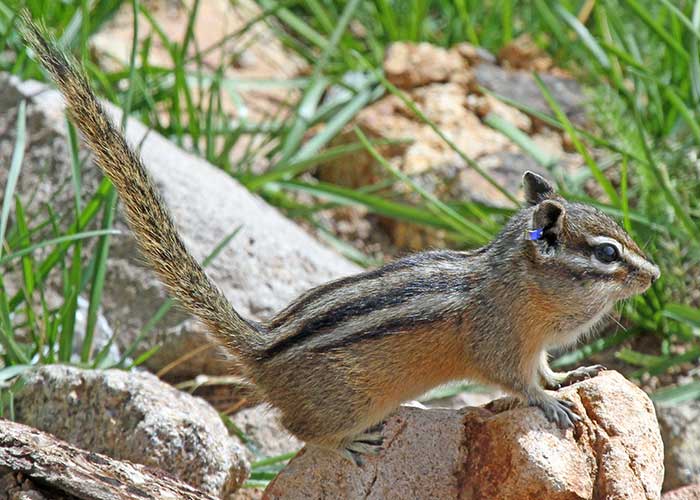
291;85;380;164
665;86;700;143
14;197;37;340
247;138;408;191
555;4;610;69
621;0;689;61
630;106;700;241
484;113;557;168
0;100;26;260
662;304;700;329
691;0;700;102
81;187;118;363
275;179;459;231
0;229;120;266
66;120;83;211
653;381;700;404
533;74;620;207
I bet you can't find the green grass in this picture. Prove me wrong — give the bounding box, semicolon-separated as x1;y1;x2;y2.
1;0;700;484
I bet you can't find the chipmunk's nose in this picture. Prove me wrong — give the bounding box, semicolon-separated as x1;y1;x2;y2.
651;264;660;282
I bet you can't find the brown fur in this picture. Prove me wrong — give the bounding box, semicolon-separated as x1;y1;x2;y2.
21;14;660;457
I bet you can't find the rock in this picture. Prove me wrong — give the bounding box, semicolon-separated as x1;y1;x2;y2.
472;93;533;131
264;371;663;499
0;421;216;500
384;42;467;89
233;490;265;500
474;63;586;126
227;405;303;500
455;42;497;65
664;484;700;500
72;295;120;364
2;74;360;381
657;400;700;490
498;33;554;72
13;365;249;497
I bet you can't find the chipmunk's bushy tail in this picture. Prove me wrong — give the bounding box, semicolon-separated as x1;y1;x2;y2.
19;11;265;361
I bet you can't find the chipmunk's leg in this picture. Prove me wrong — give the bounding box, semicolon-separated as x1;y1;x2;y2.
539;352;568;389
497;352;580;428
539;352;606;389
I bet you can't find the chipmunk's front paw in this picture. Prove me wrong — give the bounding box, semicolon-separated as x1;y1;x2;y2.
530;394;581;428
560;364;607;387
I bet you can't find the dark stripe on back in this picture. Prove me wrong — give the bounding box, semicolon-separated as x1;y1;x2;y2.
263;265;471;358
267;250;470;330
308;306;456;353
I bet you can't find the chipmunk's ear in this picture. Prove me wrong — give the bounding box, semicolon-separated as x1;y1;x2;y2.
531;200;566;251
523;171;556;206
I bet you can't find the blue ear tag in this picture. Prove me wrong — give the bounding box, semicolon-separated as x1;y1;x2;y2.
528;228;544;241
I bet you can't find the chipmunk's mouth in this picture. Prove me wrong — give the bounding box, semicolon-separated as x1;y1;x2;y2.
624;269;659;297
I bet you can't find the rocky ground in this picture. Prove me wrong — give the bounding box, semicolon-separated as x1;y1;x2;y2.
1;3;699;499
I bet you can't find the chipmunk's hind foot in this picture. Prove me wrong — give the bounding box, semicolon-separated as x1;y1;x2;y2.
342;429;385;466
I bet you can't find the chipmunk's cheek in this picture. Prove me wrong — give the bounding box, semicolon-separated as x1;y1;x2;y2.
605;269;633;300
623;270;653;296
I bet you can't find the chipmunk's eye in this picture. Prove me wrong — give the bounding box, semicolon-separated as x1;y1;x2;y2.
594;243;620;264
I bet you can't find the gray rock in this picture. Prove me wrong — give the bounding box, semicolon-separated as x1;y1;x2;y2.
657;400;700;490
13;365;249;497
474;63;586;126
71;295;120;365
1;74;360;380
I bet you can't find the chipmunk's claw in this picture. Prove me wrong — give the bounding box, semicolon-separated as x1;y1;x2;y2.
530;394;581;428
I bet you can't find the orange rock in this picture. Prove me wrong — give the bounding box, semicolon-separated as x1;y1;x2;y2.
264;371;663;500
664;484;700;500
384;42;467;88
498;33;553;72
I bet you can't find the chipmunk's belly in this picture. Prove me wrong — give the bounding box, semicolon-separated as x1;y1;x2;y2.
349;323;473;417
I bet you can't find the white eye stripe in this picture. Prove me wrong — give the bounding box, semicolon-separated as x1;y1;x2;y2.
587;236;622;254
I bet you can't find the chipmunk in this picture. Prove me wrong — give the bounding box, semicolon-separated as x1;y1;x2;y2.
21;13;660;464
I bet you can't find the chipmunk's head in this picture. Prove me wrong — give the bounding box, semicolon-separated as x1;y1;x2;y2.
522;171;659;303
